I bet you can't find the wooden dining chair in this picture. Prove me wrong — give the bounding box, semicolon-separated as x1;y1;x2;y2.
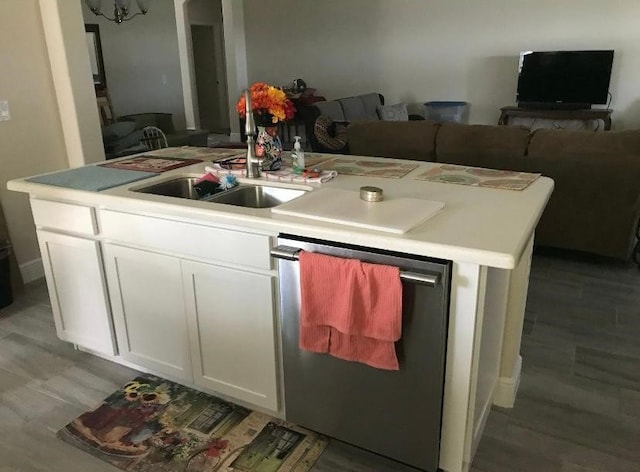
140;126;168;150
96;88;115;126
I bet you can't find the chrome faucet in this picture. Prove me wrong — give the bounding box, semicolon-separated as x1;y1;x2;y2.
244;90;263;178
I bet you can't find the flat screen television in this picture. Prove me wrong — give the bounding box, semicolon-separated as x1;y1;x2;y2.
516;50;614;109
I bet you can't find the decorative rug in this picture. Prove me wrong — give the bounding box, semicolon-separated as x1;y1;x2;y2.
414;163;541;190
58;374;328;472
317;158;418;179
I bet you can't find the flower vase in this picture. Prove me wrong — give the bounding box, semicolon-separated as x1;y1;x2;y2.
255;125;283;171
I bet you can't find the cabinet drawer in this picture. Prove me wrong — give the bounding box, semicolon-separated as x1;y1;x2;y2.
31;199;97;235
100;210;273;270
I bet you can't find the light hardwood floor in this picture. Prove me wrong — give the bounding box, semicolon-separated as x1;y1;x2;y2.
0;250;638;472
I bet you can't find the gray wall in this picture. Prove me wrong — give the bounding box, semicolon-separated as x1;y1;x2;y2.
1;0;69;268
243;0;640;129
81;0;186;129
190;0;223;23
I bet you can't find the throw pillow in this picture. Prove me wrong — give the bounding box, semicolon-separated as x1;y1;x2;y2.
314;115;348;151
377;103;409;121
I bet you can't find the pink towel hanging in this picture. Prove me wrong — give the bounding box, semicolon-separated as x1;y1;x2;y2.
298;250;402;370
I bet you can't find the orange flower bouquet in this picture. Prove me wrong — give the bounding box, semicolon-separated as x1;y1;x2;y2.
236;82;295;125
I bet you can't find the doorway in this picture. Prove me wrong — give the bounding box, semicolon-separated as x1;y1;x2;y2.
191;23;229;134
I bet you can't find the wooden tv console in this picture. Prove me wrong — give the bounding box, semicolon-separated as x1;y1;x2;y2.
498;106;613;131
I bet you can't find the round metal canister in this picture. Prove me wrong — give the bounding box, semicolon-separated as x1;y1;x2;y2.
359;186;384;202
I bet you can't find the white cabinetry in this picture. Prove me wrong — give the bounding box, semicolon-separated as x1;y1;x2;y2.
103;244;193;382
183;260;279;411
28;197;280;411
37;230;115;355
33;196;116;356
100;209;279;411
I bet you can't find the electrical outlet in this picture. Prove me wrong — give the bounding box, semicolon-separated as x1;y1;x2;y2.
0;101;10;121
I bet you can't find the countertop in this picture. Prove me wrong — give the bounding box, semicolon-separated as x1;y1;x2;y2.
7;152;554;269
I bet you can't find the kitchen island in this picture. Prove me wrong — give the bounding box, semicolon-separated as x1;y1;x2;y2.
8;150;553;472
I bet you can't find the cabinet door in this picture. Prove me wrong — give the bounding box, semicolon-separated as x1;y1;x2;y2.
37;230;115;355
183;260;279;411
104;244;192;382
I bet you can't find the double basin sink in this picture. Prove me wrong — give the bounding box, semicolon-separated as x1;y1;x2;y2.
132;176;308;209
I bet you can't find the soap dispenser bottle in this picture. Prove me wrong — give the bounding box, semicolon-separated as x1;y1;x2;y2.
291;136;305;174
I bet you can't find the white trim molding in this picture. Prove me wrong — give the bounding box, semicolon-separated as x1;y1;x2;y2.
39;0;105;166
174;0;247;135
174;0;199;130
20;257;45;284
493;355;522;408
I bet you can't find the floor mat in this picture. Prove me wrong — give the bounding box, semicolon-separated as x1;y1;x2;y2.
58;374;327;472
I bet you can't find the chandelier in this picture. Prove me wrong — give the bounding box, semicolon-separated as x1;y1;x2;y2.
84;0;150;24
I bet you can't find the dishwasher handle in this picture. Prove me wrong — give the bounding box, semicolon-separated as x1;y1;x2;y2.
270;245;439;287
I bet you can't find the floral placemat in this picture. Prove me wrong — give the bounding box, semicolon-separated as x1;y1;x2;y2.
318;158;418;179
414;164;541;190
281;152;333;168
146;146;246;160
101;156;202;173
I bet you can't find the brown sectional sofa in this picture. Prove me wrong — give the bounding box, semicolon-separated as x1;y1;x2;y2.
346;121;640;262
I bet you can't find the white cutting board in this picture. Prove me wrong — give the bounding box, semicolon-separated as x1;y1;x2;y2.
271;188;444;234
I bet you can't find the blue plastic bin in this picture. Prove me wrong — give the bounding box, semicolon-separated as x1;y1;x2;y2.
424;101;468;123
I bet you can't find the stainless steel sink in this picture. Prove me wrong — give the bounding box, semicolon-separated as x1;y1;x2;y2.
133;176;224;200
208;185;306;209
132;176;307;208
134;177;201;199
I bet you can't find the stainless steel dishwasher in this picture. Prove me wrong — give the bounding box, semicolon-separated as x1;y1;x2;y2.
272;234;451;471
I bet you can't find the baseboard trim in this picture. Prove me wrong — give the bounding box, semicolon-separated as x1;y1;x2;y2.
229;132;241;142
20;257;44;283
493;355;522;408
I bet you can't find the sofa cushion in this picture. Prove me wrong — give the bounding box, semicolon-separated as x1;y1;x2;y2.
377;103;409;121
340;96;370;121
524;152;640;259
314;100;345;122
347;120;440;161
360;93;383;118
101;121;137;144
117;113;176;134
528;128;640;158
104;129;144;154
436;123;530;167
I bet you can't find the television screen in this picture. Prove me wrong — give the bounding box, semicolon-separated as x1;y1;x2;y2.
516;50;614;107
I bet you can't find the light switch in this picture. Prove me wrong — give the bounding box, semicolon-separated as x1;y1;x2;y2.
0;101;10;121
